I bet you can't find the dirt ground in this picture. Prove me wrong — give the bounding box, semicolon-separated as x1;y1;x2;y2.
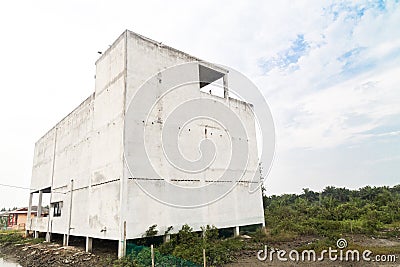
226;251;400;267
1;243;105;266
1;234;399;266
0;235;117;267
226;235;400;267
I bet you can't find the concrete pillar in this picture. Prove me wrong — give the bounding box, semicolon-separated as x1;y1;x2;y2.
34;231;39;239
37;190;43;217
223;74;229;99
66;179;74;248
63;234;67;246
234;226;240;237
118;239;126;258
45;232;51;242
261;226;267;235
86;237;93;253
117;220;127;258
163;234;171;243
26;193;33;235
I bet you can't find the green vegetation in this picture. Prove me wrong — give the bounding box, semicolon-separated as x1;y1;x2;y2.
118;184;400;266
144;224;158;237
264;185;400;240
118;224;249;266
0;230;44;245
157;224;246;265
0;217;6;230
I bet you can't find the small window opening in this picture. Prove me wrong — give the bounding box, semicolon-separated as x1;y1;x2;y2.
52;202;62;217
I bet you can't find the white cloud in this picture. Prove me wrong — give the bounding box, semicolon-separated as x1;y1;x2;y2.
0;0;399;206
254;1;400;152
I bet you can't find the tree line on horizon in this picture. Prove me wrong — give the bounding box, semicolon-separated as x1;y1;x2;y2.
263;184;400;239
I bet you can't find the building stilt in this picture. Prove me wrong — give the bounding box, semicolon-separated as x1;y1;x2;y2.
234;226;240;237
118;239;126;258
163;234;171;243
63;234;67;246
86;237;93;252
45;232;51;242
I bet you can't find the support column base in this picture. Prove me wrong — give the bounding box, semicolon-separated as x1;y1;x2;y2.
45;232;51;242
63;234;67;246
163;234;171;243
86;237;93;253
234;226;240;237
118;240;126;258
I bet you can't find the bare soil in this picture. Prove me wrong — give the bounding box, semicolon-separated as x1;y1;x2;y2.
226;235;400;267
1;234;399;266
0;242;113;267
0;235;117;267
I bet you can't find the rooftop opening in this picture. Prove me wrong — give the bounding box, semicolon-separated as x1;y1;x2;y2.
199;64;227;98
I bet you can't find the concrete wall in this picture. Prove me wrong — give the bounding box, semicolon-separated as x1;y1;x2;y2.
29;30;264;243
86;31;126;240
123;32;264;238
31;127;56;191
30;32;127;240
9;213;35;230
29;94;95;236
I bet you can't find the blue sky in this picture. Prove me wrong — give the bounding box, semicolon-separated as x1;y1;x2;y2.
0;0;399;207
254;0;400;195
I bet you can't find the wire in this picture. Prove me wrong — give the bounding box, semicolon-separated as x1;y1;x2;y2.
0;183;66;194
0;183;31;190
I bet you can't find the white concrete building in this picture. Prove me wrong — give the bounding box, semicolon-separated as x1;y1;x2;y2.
27;30;265;257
